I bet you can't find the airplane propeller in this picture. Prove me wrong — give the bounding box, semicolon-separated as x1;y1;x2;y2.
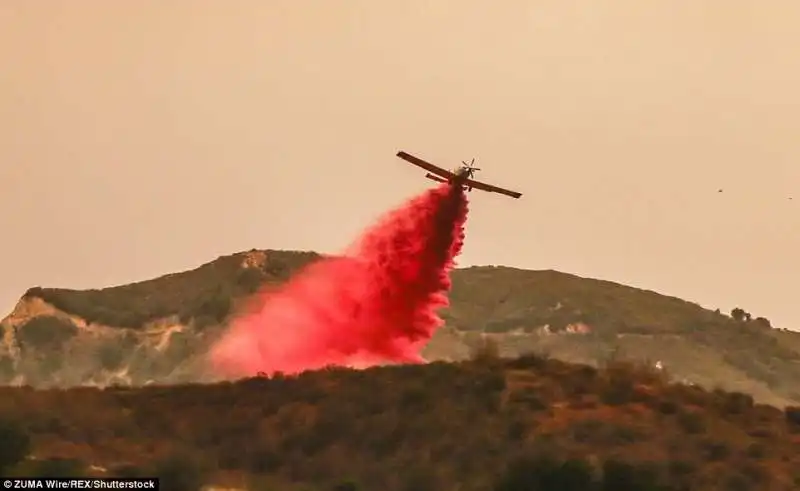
462;158;481;172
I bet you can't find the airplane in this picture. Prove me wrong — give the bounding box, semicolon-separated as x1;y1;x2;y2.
396;151;522;199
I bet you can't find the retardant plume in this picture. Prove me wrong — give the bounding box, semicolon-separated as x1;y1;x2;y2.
210;182;468;377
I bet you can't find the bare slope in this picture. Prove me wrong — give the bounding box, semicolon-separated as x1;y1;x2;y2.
1;249;799;406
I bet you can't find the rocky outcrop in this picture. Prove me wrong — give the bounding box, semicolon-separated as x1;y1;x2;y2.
0;295;220;387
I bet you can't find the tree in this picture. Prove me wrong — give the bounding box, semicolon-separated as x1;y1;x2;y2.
730;308;749;322
0;418;31;474
236;268;264;294
149;451;208;491
470;336;500;362
494;455;596;491
28;458;85;477
601;459;660;491
331;480;361;491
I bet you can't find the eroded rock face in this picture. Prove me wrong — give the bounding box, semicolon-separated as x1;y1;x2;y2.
0;292;473;388
0;300;463;388
0;296;218;387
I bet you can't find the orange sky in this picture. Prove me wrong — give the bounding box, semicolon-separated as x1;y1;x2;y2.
1;1;798;328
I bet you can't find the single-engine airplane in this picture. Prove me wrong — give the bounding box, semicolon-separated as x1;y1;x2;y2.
396;151;522;199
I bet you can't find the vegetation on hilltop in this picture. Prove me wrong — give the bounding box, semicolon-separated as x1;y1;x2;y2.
17;249;780;339
445;266;772;335
21;250;320;328
2;354;800;490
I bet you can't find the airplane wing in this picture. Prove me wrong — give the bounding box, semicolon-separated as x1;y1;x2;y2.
397;151;455;179
463;177;523;199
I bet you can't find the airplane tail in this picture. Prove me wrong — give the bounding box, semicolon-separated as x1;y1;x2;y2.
424;173;449;184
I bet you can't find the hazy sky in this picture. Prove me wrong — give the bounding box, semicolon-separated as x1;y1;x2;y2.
1;1;798;329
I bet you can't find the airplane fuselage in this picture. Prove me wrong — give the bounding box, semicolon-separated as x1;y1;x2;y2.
449;166;476;190
452;166;475;179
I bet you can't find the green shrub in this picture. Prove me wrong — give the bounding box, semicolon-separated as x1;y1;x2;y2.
784;406;800;426
601;459;660;491
16;316;77;350
28;458;86;477
494;455;595;491
676;411;707;434
331;480;360;491
148;451;209;491
0;418;31;474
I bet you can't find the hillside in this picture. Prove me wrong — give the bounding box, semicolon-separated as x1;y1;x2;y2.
2;249;800;407
2;355;800;490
